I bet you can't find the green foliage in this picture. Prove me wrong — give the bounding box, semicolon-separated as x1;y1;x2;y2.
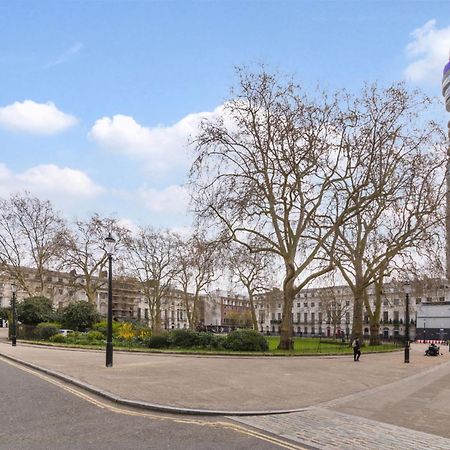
86;330;104;342
35;322;61;340
225;329;269;352
147;332;171;348
170;329;200;347
17;296;55;325
196;332;226;349
60;301;99;331
0;307;10;321
50;333;66;343
92;320;121;337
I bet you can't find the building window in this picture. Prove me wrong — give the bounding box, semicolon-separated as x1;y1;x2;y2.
439;297;445;302
277;312;281;320
311;312;315;323
144;309;148;319
383;311;388;322
311;302;315;307
415;298;422;304
304;302;308;307
296;312;300;323
304;312;308;323
318;312;323;323
137;308;141;319
394;299;399;306
297;303;300;308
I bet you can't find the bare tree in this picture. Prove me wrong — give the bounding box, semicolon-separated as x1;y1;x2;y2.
317;285;351;339
174;233;220;330
190;69;380;349
60;214;128;304
326;85;446;343
228;242;274;330
125;227;178;334
0;192;66;296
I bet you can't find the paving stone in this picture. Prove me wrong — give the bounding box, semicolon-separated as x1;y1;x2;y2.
231;407;450;450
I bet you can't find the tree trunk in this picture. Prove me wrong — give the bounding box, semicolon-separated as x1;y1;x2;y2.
153;295;162;335
368;277;383;345
278;266;295;350
369;322;380;345
351;291;363;340
248;292;258;331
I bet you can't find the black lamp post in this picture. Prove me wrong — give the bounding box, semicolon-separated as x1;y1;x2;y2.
404;281;411;363
423;319;426;343
105;233;116;368
11;284;17;346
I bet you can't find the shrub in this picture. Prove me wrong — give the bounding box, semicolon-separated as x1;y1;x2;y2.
50;334;66;343
35;322;61;340
60;301;100;331
117;322;135;341
225;329;269;352
17;297;55;325
196;332;226;349
86;331;104;343
92;320;121;337
170;329;200;348
147;333;171;349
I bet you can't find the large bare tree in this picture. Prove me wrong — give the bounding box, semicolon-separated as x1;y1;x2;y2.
190;69;381;349
0;192;66;296
228;242;274;330
125;227;178;334
174;233;220;330
326;85;446;343
60;214;128;304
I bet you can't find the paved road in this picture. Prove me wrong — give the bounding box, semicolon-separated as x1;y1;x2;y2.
0;359;300;450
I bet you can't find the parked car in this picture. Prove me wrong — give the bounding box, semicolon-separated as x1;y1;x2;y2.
58;329;74;336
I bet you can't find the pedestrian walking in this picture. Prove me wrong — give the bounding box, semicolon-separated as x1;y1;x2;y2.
352;337;361;361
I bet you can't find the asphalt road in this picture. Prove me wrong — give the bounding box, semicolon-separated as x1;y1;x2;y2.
0;359;301;450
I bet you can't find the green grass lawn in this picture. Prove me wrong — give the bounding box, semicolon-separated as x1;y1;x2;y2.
266;336;400;354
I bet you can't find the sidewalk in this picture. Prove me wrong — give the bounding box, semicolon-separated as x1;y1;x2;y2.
0;332;448;415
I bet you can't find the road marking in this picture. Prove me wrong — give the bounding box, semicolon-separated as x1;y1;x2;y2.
0;356;306;450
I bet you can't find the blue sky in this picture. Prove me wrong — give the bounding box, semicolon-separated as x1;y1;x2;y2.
0;0;449;231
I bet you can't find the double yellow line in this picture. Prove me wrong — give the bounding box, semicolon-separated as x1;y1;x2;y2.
0;356;305;450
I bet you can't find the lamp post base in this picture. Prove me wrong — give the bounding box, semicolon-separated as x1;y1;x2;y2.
404;346;410;363
106;342;113;367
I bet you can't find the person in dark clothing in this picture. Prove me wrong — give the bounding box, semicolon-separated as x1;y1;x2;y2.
352;337;361;361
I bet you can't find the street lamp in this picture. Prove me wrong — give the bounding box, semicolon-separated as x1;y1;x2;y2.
105;233;116;368
10;284;17;346
423;319;426;343
404;281;411;363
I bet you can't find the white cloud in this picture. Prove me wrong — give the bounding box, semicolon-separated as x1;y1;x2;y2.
0;100;78;134
138;184;190;214
0;163;104;199
404;20;450;84
89;105;224;172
